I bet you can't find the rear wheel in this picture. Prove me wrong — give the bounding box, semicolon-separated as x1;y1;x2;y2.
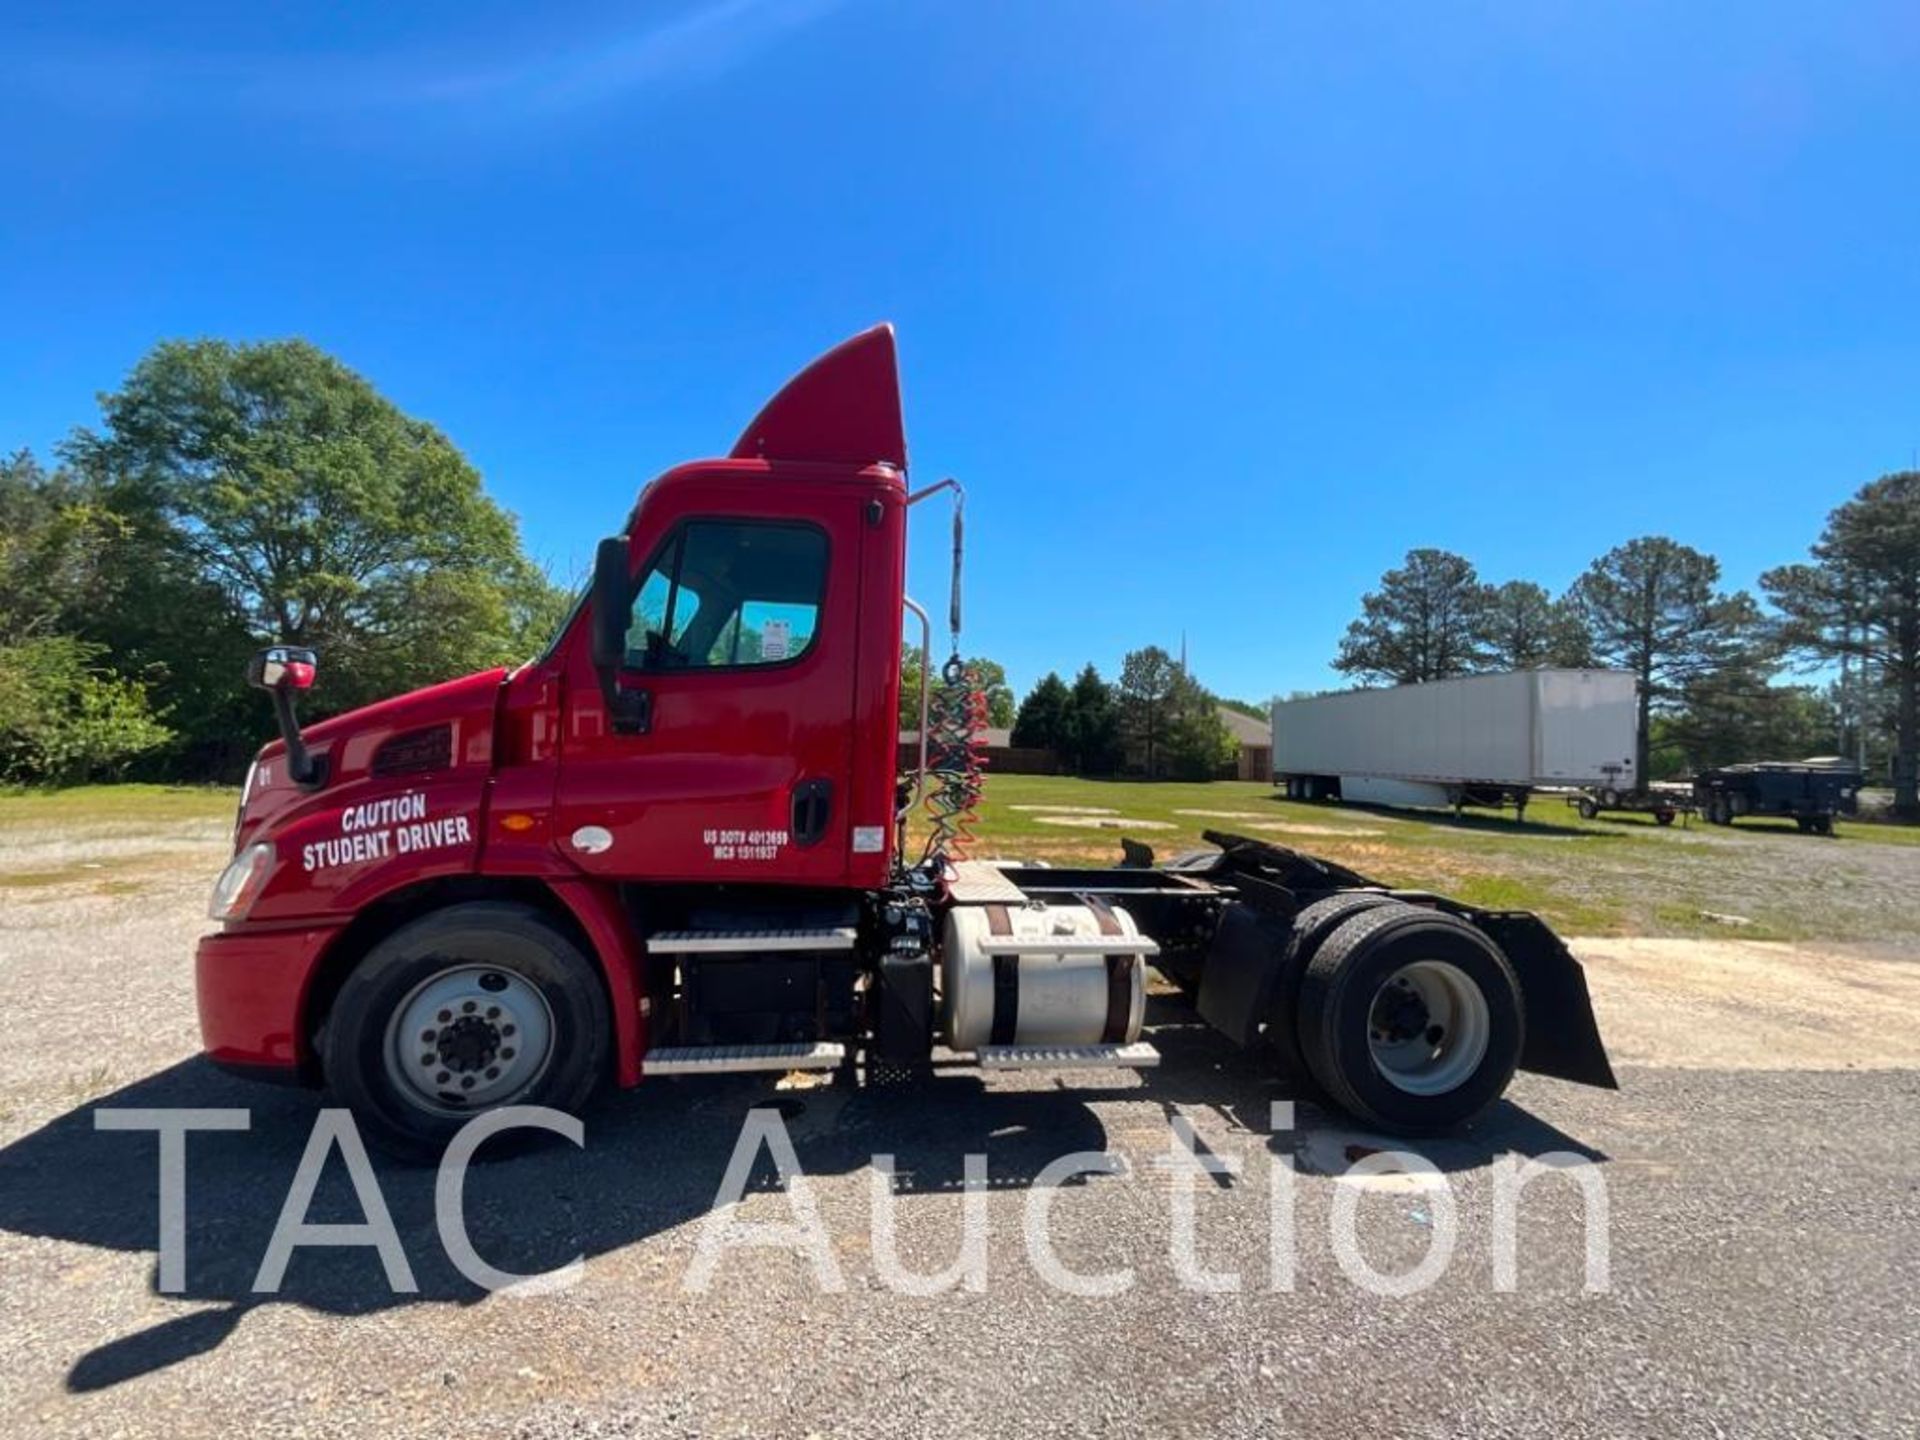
1265;892;1408;1090
1297;906;1523;1134
322;902;610;1161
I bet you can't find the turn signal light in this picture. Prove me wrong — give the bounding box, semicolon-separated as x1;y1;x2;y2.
208;843;275;921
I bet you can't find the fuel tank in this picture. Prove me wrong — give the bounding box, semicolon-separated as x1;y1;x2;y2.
942;902;1149;1050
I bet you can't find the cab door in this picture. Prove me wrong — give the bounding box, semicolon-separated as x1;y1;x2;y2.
553;470;862;886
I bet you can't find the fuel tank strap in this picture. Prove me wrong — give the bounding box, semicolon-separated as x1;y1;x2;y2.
990;954;1020;1045
1102;954;1135;1044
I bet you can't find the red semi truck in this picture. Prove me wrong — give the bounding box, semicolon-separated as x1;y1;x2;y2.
198;326;1615;1157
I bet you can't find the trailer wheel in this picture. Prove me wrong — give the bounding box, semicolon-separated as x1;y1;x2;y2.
1598;787;1621;810
1264;892;1408;1089
1655;809;1675;826
1297;906;1523;1134
323;902;610;1162
1575;796;1598;820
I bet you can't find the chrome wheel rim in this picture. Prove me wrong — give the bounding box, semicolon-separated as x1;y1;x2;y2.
1366;960;1491;1096
384;964;555;1115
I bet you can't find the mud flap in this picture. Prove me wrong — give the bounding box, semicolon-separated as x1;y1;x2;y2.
1195;903;1293;1047
1472;912;1618;1089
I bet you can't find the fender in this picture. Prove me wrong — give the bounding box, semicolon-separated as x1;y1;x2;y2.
548;878;648;1087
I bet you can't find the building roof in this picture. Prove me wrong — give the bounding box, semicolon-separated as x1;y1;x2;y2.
1217;706;1273;747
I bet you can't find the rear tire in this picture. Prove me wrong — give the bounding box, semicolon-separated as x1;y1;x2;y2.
1297;906;1523;1135
323;902;611;1162
1264;893;1408;1090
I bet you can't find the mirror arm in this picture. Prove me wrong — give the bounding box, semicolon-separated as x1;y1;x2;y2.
270;687;325;788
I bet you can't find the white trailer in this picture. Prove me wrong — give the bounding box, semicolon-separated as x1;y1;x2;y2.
1270;670;1638;818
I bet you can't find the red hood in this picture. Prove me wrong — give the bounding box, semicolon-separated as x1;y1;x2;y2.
238;667;508;845
294;667;510;748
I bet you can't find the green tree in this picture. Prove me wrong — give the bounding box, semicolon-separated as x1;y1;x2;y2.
898;649;1014;734
898;644;926;733
0;451;111;637
1335;549;1492;684
1567;536;1759;788
1763;471;1920;816
1162;670;1237;779
1118;645;1181;775
1545;596;1597;668
1479;580;1559;670
0;636;171;784
967;657;1016;729
67;339;558;717
3;447;255;775
1658;668;1835;778
1065;663;1122;775
1011;671;1073;757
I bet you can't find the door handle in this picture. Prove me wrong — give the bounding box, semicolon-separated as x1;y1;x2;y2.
792;779;832;848
609;682;652;735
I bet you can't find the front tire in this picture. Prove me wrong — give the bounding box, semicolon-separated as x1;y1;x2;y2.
323;902;610;1161
1297;906;1523;1134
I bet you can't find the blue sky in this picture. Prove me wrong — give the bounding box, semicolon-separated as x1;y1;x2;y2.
4;2;1918;704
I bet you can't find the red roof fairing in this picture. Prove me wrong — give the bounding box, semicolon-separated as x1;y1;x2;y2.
729;324;907;470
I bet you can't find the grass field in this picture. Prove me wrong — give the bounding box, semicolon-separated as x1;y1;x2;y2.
3;778;1915;943
931;773;1920;942
0;784;237;829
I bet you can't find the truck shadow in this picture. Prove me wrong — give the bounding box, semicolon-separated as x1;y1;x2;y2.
0;1002;1603;1393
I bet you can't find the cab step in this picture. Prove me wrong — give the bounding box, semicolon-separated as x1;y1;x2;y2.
975;1041;1161;1070
646;926;858;954
643;1041;847;1075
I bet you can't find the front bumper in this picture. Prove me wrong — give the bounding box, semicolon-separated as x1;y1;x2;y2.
195;924;340;1080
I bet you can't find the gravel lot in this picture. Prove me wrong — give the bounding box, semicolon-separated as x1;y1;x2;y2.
1;810;1917;1438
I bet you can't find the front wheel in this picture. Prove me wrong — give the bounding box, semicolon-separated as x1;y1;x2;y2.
322;902;611;1161
1297;906;1523;1134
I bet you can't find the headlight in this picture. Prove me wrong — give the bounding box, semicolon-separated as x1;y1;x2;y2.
209;843;275;921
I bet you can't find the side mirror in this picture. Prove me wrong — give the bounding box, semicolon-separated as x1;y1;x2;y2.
590;536;629;672
247;646;318;693
588;536;652;736
247;645;324;787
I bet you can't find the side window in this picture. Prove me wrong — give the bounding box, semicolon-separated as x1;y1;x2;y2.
626;521;827;672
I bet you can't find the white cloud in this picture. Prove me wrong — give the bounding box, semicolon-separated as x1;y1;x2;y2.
15;0;847;122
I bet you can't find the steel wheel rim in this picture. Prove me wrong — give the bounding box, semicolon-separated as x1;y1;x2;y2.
384;964;555;1116
1366;960;1491;1096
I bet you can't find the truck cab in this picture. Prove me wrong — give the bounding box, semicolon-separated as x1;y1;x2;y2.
199;326;1615;1158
